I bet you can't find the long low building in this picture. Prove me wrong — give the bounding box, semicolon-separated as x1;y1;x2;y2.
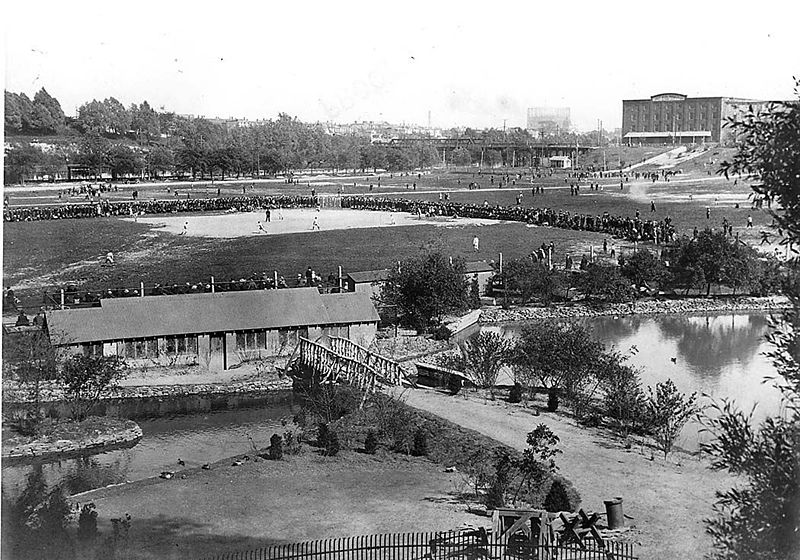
45;288;379;370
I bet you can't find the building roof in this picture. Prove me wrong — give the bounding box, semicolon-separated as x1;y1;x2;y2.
624;131;712;138
347;269;390;284
464;261;495;274
321;292;380;324
46;288;378;345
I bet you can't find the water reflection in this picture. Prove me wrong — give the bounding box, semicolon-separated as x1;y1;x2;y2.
495;311;782;420
2;403;298;499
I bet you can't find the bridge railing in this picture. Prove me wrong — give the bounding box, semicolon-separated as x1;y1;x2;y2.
328;336;405;386
298;337;380;392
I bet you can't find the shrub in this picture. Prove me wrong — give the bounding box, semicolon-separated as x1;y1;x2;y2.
412;428;428;457
543;477;580;512
364;430;378;454
77;502;98;542
317;423;330;448
432;324;453;341
282;430;302;455
508;384;523;403
269;433;283;460
485;450;513;510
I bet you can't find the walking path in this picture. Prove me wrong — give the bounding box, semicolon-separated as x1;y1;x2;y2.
397;387;733;560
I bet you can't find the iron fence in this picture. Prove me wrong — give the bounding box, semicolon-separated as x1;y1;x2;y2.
198;530;637;560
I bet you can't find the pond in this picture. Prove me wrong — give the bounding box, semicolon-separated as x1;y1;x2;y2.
2;401;299;500
485;311;784;450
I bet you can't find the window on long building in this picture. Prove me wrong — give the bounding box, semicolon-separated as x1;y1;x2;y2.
235;330;267;351
165;335;198;355
120;337;159;359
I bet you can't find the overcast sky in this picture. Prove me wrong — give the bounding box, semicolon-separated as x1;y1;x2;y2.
4;0;799;132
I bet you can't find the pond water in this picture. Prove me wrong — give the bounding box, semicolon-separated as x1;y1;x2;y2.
2;402;299;500
485;311;784;450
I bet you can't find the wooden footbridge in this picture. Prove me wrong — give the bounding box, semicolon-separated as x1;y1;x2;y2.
296;336;410;394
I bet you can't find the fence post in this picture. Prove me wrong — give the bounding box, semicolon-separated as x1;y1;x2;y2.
140;281;145;297
338;266;343;291
211;276;215;293
274;270;278;289
60;288;65;309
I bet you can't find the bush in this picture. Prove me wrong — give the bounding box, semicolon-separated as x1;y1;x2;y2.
412;428;428;457
547;388;559;412
543;477;579;512
269;433;283;460
432;324;453;341
364;430;378;454
508;384;523;403
77;502;98;542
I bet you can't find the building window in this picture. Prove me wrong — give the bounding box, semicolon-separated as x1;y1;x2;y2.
84;342;103;357
165;335;197;355
120;337;159;359
236;331;266;351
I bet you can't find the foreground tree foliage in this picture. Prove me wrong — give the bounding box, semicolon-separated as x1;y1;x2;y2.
700;81;800;559
644;379;698;459
382;252;469;333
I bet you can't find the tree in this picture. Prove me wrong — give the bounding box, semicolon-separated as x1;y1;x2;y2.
3;330;59;434
644;379;698;459
4;144;47;185
74;134;111;178
5;91;34;132
578;263;635;303
512;424;561;503
29;88;65;133
503;258;564;304
76;99;110;134
107;144;142;179
382;252;469;332
700;84;800;559
130;101;160;140
511;322;605;412
451;147;472;166
147;144;175;178
603;360;646;437
439;332;513;396
618;250;668;291
58;355;127;421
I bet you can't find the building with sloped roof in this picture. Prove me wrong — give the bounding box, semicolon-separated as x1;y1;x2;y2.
345;261;496;304
45;288;379;371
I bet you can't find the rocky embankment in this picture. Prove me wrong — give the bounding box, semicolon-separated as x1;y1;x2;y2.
2;376;293;404
480;295;791;323
3;419;143;464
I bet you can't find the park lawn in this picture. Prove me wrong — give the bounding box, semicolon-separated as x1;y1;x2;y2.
3;216;607;309
74;447;481;560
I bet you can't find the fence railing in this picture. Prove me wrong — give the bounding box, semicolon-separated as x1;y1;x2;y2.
328;336;405;386
298;337;381;393
197;530;637;560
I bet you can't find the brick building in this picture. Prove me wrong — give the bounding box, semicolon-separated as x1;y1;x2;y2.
622;93;774;145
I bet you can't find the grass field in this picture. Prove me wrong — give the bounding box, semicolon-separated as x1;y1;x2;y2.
3;161;777;313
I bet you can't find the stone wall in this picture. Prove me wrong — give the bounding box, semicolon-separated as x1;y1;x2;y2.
3;420;143;464
2;376;293;405
480;295;791;323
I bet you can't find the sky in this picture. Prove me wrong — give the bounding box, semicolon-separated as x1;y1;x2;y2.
3;0;799;132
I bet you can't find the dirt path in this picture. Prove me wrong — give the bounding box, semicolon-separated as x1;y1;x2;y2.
399;388;733;560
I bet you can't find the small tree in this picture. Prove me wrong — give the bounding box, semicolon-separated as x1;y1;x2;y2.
578;263;635;303
644;379;698;459
468;276;481;309
618;250;668;291
485;449;513;509
543;478;574;513
440;332;513;397
4;330;59;434
512;424;561;503
58;355;128;421
603;362;646;437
